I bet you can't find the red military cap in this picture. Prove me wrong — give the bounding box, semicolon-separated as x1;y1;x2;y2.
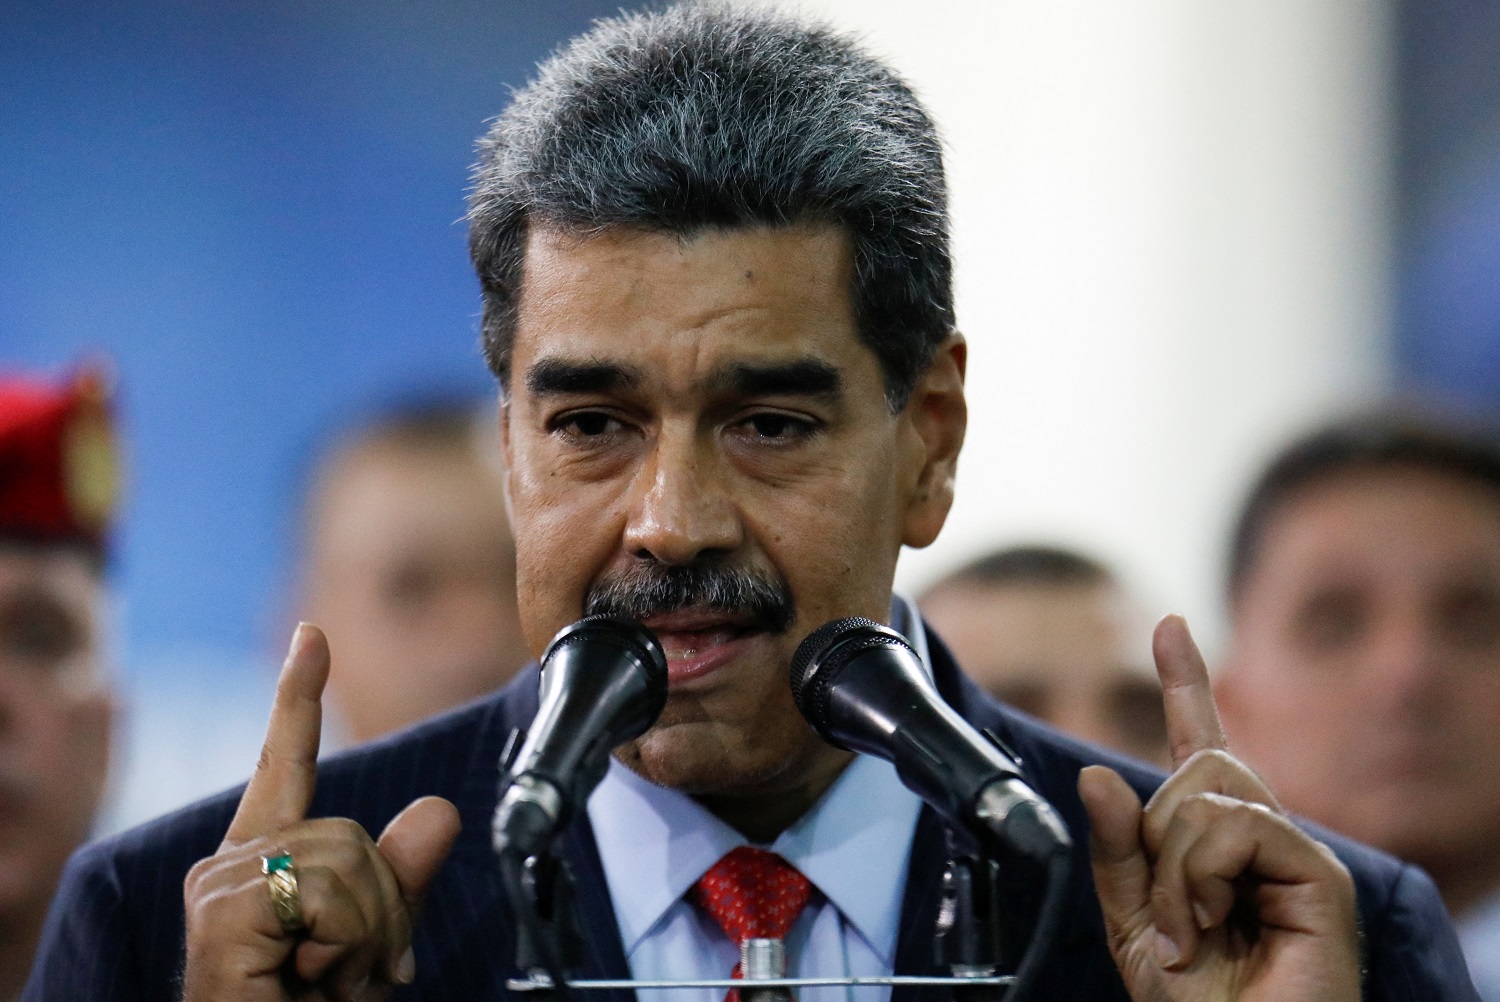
0;366;118;556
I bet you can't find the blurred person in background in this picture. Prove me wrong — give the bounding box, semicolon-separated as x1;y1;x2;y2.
0;370;114;1001
918;545;1168;767
1215;415;1500;1001
298;399;530;745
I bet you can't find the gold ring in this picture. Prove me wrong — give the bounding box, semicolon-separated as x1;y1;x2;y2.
262;851;306;933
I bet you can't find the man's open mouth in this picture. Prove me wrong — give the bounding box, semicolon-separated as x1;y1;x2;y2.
641;609;769;683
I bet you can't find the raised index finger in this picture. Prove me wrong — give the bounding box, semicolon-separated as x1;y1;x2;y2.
1152;614;1228;768
225;623;329;844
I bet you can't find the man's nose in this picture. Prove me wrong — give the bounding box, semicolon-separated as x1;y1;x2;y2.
623;426;743;566
1368;617;1446;716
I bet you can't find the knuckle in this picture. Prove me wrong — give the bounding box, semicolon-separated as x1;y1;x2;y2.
1140;790;1173;828
1154;790;1219;835
307;871;372;938
186;878;260;942
1241;798;1277;819
334;815;369;838
184;857;212;894
1148;879;1181;920
1177;747;1233;778
1184;790;1234;818
1178;791;1216;819
315;815;374;846
183;846;252;900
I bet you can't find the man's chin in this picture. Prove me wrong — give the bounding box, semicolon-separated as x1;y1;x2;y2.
615;720;812;797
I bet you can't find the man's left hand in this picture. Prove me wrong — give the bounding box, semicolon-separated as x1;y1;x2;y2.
1078;615;1361;1002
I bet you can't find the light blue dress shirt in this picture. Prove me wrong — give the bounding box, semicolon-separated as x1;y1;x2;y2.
585;598;930;1002
1458;890;1500;1002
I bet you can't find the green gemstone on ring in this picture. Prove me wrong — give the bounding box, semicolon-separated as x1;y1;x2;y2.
263;853;295;875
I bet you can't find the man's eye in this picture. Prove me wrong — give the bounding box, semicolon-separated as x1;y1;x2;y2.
740;412;815;441
556;411;622;438
0;597;84;670
1436;583;1500;652
1295;590;1367;652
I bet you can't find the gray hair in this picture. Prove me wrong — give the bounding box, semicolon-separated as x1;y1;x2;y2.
467;2;953;409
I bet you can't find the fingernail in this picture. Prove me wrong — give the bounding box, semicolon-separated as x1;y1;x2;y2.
1153;931;1181;969
397;946;416;984
287;623;307;659
1193;901;1212;930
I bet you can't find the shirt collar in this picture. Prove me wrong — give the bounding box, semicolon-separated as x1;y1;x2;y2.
888;592;932;679
586;595;929;963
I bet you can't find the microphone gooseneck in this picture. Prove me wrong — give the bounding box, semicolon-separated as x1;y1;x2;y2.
492;615;668;858
790;616;1071;861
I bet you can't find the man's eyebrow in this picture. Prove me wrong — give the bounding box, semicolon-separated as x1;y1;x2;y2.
524;358;641;396
716;359;843;398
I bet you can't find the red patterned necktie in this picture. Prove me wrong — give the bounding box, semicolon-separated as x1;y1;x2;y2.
691;846;813;1002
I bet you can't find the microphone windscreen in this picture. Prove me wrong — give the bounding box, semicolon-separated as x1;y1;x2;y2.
541;613;668;697
790;616;912;742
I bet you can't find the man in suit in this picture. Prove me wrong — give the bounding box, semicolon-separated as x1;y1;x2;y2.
0;369;115;1001
1215;415;1500;1001
26;5;1477;1001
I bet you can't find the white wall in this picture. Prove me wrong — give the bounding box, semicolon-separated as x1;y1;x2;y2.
785;0;1394;652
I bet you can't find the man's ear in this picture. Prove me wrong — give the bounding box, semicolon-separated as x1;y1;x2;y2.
900;334;967;549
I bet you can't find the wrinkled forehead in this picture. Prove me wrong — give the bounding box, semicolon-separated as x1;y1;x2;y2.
510;222;874;394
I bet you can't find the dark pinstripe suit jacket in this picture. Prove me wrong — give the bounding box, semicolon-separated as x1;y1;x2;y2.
25;632;1480;1001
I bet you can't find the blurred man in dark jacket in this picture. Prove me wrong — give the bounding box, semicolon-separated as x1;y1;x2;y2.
1217;414;1500;1001
0;369;114;1001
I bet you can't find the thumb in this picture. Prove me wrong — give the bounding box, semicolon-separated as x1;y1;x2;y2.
1078;765;1153;952
376;796;462;980
379;796;462;911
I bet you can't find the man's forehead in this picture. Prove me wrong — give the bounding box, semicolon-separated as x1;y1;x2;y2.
523;219;852;273
1266;467;1500;550
519;222;852;316
510;222;879;398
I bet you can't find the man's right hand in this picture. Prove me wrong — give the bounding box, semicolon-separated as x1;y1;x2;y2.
182;624;462;1001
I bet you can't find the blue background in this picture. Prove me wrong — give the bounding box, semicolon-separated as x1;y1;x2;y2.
2;1;620;680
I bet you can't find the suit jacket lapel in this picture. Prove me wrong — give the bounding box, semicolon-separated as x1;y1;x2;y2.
424;668;636;1001
887;625;1122;1002
890;805;950;1002
557;814;638;1002
889;630;1013;1002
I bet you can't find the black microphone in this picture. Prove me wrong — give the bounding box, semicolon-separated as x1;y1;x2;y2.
492;615;668;857
790;616;1072;861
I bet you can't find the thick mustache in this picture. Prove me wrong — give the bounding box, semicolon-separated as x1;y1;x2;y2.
583;559;796;634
